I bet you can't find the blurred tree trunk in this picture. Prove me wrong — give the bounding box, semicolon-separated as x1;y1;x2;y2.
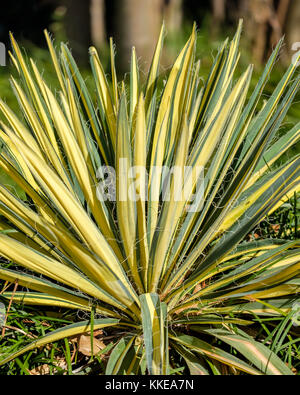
250;0;273;64
276;0;290;27
211;0;226;36
110;0;163;74
239;0;291;65
269;0;290;64
286;0;300;58
64;0;91;65
90;0;106;49
238;0;253;38
162;0;183;34
212;0;226;22
238;0;250;16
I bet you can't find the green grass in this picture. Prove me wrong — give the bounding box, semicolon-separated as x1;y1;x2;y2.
1;299;299;375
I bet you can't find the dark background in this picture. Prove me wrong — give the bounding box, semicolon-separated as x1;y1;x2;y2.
0;0;299;70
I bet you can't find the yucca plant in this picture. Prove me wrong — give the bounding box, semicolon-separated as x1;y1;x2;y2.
0;21;299;375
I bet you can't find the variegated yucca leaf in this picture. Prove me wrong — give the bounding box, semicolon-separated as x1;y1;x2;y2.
0;21;299;375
